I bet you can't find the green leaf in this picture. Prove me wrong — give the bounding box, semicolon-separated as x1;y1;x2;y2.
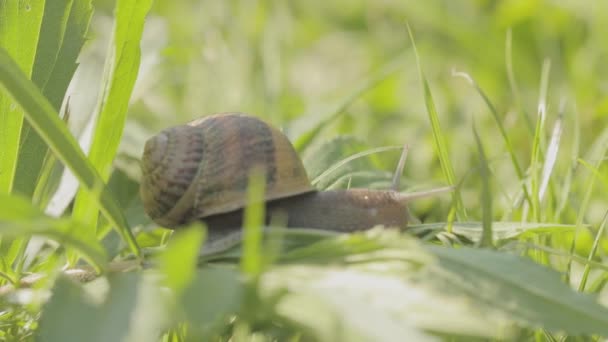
15;0;93;197
0;47;140;257
72;0;154;233
0;0;44;192
181;268;244;334
427;246;608;335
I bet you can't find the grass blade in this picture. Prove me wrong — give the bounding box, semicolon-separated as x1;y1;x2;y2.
452;70;532;209
241;168;267;277
528;59;551;222
0;47;141;257
72;0;153;234
0;0;44;192
408;26;467;220
311;145;403;187
158;226;205;297
578;209;608;292
539;107;563;201
15;0;93;197
472;122;493;248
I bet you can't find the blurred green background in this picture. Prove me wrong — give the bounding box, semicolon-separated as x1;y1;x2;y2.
74;0;608;223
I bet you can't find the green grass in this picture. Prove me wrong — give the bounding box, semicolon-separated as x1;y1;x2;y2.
1;1;608;341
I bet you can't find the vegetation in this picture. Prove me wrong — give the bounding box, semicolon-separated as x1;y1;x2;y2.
1;0;607;341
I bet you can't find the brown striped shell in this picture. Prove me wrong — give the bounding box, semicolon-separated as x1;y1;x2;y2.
140;113;316;228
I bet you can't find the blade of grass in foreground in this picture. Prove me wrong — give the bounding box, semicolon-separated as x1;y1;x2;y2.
407;26;466;220
158;226;204;297
72;0;153;239
241;168;267;277
0;47;141;258
0;0;44;192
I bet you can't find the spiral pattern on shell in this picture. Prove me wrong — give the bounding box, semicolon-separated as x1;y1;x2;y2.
140;113;315;228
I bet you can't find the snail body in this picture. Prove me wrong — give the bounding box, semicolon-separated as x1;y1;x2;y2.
140;113;451;249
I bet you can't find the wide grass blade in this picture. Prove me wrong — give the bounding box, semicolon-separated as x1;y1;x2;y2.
0;47;140;257
15;0;93;197
72;0;153;235
0;0;44;192
428;246;608;335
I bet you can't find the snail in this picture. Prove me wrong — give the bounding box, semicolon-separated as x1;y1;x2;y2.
140;112;453;252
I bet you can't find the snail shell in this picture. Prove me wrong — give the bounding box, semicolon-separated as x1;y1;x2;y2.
140;113;315;228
